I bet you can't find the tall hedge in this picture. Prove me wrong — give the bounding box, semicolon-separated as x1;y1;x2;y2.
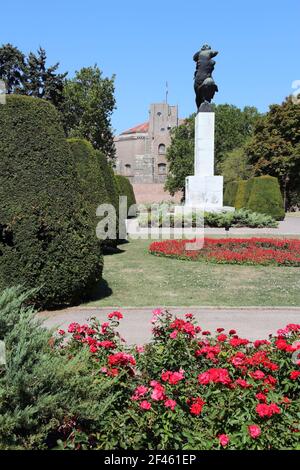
224;181;239;206
230;175;284;220
247;176;285;221
0;95;103;307
114;175;136;213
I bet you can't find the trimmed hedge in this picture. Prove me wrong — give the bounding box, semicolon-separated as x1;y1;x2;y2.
223;181;238;206
225;176;284;220
114;175;136;213
247;176;285;221
0;95;103;307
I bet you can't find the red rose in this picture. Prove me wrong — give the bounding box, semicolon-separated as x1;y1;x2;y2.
248;425;261;439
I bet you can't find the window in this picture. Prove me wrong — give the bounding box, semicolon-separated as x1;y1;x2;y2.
158;163;167;175
158;143;166;155
125;164;132;176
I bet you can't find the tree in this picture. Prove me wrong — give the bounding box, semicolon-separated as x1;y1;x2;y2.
214;104;260;169
165;105;260;196
0;43;25;93
246;97;300;209
61;66;116;160
164;115;195;197
0;43;67;107
23;47;67;107
219;143;254;184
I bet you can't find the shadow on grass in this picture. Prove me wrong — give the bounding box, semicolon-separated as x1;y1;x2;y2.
87;278;113;302
102;239;129;256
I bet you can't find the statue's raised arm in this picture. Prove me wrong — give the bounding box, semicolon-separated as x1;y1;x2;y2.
194;44;219;112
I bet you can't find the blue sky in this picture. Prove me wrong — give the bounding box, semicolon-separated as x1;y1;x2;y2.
2;0;299;133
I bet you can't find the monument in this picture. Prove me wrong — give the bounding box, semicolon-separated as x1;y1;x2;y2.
185;44;232;212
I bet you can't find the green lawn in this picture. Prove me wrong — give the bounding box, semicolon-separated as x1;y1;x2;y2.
85;238;300;307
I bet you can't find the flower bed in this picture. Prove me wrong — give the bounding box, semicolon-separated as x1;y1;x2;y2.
148;238;300;266
56;310;300;450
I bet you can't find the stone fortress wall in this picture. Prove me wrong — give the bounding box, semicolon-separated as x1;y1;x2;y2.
114;103;180;184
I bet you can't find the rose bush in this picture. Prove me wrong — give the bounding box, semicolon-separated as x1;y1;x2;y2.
56;309;300;450
148;238;300;266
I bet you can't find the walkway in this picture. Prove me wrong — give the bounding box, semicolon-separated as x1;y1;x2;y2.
38;306;300;344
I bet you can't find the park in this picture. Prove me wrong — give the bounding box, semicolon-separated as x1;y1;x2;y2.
0;0;299;455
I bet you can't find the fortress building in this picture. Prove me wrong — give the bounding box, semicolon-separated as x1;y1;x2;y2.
114;103;181;184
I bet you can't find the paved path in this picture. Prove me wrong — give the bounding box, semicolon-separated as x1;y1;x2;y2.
38;306;300;344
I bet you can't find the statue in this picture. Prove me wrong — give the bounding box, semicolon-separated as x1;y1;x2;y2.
193;44;218;112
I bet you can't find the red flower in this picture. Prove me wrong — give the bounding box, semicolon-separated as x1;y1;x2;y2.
108;311;123;320
219;434;230;447
250;370;265;380
164;399;177;411
235;378;251;389
108;352;136;367
290;370;300;380
256;403;281;418
217;334;227;343
140;401;151;410
248;425;261;439
190;397;206;415
198;368;231;386
161;370;184;385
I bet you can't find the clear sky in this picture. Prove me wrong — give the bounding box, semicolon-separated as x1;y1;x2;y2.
2;0;299;133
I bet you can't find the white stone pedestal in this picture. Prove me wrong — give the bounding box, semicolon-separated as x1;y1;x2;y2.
185;112;233;213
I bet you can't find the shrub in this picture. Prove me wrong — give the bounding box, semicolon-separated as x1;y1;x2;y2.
115;175;136;214
223;181;239;206
0;95;103;307
138;209;278;229
232;176;284;220
0;287;120;450
247;176;285;221
234;181;248;209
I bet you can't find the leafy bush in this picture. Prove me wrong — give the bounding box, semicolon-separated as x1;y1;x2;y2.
138;209;278;229
0;95;103;307
247;176;285;221
0;287;121;450
61;309;300;449
1;289;300;450
115;175;136;214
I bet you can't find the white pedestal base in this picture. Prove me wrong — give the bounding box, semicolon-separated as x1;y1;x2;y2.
185;175;224;209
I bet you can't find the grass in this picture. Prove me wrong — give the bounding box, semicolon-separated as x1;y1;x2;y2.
85;237;300;308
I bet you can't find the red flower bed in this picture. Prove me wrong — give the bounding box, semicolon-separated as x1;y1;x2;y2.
149;238;300;266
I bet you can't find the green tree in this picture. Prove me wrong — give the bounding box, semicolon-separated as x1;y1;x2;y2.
246;97;300;209
23;47;67;107
0;44;67;107
164;115;195;197
219;143;253;184
0;43;26;93
165;105;260;195
61;66;116;160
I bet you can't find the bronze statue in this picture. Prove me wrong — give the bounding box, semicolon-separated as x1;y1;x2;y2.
193;44;218;112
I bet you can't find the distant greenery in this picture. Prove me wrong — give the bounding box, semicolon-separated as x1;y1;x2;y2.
246;97;300;210
62;66;116;160
0;44;116;160
0;43;67;107
165;105;260;196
